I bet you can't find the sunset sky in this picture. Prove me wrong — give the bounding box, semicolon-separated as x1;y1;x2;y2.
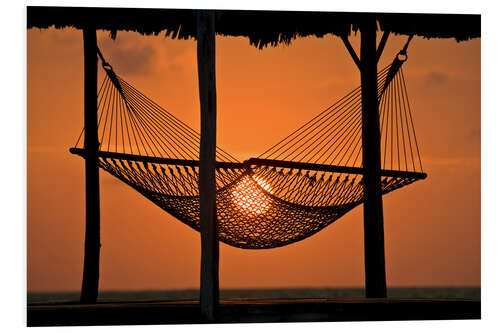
27;23;480;292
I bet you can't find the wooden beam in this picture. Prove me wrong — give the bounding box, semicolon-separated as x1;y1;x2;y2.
196;10;219;322
376;31;390;63
80;26;101;304
360;18;388;298
401;34;414;55
341;34;361;70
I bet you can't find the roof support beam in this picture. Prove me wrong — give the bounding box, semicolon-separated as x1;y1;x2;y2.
341;34;361;70
360;19;388;298
80;26;101;304
376;30;390;63
196;10;219;323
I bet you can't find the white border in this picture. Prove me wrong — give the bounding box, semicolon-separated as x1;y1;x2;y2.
4;0;497;331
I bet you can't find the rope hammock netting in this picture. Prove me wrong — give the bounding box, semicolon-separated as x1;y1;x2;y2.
70;43;426;249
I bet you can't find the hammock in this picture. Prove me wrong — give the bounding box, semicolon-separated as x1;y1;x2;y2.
70;48;426;249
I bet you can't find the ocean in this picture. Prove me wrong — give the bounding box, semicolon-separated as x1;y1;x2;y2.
27;287;480;305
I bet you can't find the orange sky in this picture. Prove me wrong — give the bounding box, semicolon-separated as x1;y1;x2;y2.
27;26;480;292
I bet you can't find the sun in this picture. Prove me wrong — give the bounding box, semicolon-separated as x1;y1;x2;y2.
231;175;273;215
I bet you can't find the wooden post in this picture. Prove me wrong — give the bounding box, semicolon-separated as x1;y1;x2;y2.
360;18;388;298
196;10;219;321
80;26;101;304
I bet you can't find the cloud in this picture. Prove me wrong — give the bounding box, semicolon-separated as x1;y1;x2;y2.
101;174;123;187
48;28;80;48
424;155;480;171
99;34;156;77
425;70;448;85
28;146;65;154
96;31;199;81
110;45;155;77
468;128;480;141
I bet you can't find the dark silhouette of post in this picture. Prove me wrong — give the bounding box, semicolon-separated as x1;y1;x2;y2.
360;18;387;298
197;10;219;321
80;26;101;304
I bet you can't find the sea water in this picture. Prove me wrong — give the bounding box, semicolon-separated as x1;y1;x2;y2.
27;287;480;305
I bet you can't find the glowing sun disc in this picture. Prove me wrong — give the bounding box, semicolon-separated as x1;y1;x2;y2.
231;175;273;215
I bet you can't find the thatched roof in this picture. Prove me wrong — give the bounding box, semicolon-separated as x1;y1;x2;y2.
27;7;480;49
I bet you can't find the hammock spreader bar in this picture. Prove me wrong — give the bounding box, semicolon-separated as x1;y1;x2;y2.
70;148;427;180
